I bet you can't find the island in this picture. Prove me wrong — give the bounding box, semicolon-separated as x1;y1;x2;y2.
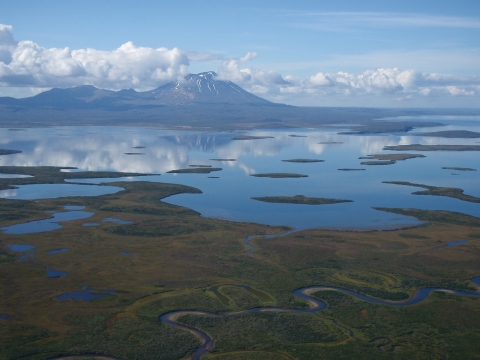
289;134;307;137
251;195;353;205
318;141;343;144
281;158;324;163
383;181;480;203
338;168;366;171
0;149;22;155
359;153;425;165
167;167;222;174
383;144;480;151
132;146;146;149
442;167;476;171
188;165;212;168
251;173;308;178
210;158;236;161
360;160;395;165
124;152;145;155
232;135;274;140
415;130;480;138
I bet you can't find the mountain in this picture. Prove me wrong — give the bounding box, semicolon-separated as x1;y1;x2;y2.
0;71;273;110
142;71;272;105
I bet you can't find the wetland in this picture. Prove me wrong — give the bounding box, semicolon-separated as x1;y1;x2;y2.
1;116;480;360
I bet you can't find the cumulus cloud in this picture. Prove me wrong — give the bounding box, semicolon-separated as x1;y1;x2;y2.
0;24;191;89
216;56;479;102
1;23;479;105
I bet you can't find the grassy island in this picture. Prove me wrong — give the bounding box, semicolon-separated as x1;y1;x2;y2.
0;149;22;155
442;167;476;171
210;158;236;161
281;159;324;163
251;173;308;178
167;167;222;174
359;154;425;165
251;195;353;205
0;166;154;191
232;135;274;140
416;130;480;138
338;168;366;171
359;154;425;161
360;160;395;165
383;181;480;203
384;144;480;151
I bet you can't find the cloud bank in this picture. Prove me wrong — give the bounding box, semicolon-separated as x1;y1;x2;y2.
1;24;479;106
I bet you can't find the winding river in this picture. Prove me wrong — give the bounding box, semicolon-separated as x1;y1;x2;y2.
159;283;480;360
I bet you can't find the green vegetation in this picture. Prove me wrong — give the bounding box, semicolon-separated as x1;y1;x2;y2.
384;144;480;151
416;130;480;138
383;181;480;203
167;167;222;174
232;135;274;140
281;159;324;163
251;173;308;178
251;195;352;205
2;166;480;359
442;167;476;171
0;166;154;191
0;149;22;155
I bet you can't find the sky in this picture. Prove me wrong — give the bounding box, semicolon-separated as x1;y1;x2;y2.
1;0;480;107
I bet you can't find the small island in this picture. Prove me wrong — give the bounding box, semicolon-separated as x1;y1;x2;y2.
360;160;395;165
132;146;146;149
0;149;22;155
415;130;480;138
251;173;308;178
124;152;145;155
251;195;353;205
359;154;425;161
359;154;425;165
318;141;343;144
289;134;307;137
232;135;274;140
281;159;324;163
338;168;366;171
167;167;222;174
189;165;212;168
383;181;480;203
210;158;236;161
442;167;476;171
384;144;480;151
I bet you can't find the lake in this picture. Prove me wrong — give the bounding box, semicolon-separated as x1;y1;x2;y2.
0;115;479;231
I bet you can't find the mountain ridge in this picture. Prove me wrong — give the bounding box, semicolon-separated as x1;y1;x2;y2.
0;71;276;110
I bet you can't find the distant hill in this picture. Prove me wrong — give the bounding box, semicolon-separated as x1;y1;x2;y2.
0;71;274;110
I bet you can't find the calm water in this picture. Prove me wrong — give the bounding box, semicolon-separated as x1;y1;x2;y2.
0;116;479;230
1;206;95;234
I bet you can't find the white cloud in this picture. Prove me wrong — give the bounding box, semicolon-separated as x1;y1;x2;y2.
283;12;480;31
0;24;192;89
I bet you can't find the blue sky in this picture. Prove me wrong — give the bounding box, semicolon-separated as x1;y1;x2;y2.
1;0;479;107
